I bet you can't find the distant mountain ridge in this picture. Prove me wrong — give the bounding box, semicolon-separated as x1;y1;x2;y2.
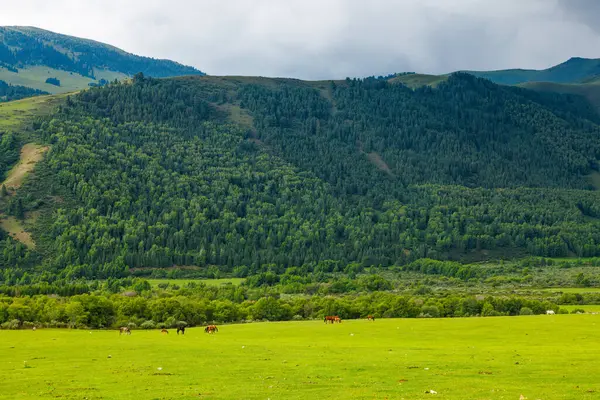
0;26;204;93
462;57;600;85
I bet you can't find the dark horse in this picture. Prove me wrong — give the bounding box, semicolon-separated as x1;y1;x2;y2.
205;325;218;334
119;327;131;335
367;315;375;321
177;326;186;335
324;316;341;324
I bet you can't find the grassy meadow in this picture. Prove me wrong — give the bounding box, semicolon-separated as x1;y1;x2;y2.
0;66;127;94
1;315;600;399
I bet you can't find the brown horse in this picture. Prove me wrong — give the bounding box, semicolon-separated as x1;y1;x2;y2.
334;316;342;323
367;315;375;321
205;325;218;334
161;329;169;335
324;316;341;324
119;327;131;335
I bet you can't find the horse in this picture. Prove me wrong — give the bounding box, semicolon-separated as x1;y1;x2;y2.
176;326;186;335
367;315;375;321
119;327;131;335
205;325;218;334
334;316;342;323
161;329;169;335
324;316;336;324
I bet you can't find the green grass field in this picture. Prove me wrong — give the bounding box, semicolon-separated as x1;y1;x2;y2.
1;316;599;399
148;278;244;287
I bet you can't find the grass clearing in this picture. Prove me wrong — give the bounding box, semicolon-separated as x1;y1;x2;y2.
0;66;127;94
541;287;600;293
0;93;67;130
148;278;244;287
3;143;48;190
1;316;599;399
388;73;448;88
0;216;35;248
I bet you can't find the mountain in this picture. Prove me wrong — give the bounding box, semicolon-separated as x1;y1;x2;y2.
1;73;600;282
0;26;204;94
463;58;600;85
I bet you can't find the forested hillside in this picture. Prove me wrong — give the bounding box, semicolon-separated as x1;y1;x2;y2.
0;26;204;94
2;72;600;282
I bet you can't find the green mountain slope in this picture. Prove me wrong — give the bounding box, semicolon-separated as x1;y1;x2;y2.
519;79;600;113
1;73;600;282
463;57;600;85
0;26;204;94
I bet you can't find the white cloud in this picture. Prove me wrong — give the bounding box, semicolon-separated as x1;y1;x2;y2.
1;0;599;79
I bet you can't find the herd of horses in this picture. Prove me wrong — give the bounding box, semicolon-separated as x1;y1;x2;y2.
119;316;376;334
324;315;375;323
119;325;217;335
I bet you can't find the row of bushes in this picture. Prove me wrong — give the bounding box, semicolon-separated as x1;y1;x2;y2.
0;291;562;329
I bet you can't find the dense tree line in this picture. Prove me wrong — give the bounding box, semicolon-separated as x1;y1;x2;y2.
0;284;563;329
0;80;47;102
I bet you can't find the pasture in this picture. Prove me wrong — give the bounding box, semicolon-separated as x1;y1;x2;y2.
1;316;599;399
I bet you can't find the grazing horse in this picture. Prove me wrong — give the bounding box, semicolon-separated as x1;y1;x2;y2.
334;316;342;323
367;315;375;321
324;316;336;324
119;327;131;335
205;325;218;334
176;326;186;335
161;329;169;335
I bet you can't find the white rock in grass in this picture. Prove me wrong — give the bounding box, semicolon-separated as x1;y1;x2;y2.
157;367;162;371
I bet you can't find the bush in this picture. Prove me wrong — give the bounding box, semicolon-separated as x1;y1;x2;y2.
570;309;586;314
292;314;303;321
519;307;534;316
558;309;569;314
421;305;440;318
45;77;61;86
140;320;156;329
22;321;36;329
1;319;21;329
126;322;137;330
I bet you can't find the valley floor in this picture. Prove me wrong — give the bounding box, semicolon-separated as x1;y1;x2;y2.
1;316;599;399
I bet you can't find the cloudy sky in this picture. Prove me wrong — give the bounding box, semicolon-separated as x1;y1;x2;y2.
1;0;599;79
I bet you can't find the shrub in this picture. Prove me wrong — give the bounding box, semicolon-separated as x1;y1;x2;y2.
126;322;137;330
292;314;303;321
45;77;61;86
570;309;586;314
421;305;440;318
1;319;21;329
140;320;156;329
519;307;534;316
